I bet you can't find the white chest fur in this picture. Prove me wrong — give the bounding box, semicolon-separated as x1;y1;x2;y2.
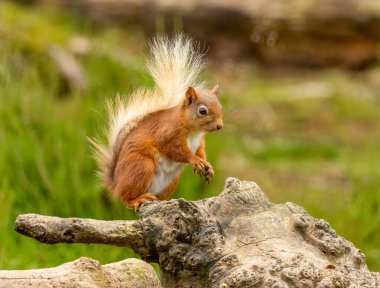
148;132;204;195
187;131;204;153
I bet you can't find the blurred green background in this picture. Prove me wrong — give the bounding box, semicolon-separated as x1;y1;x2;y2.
0;1;379;271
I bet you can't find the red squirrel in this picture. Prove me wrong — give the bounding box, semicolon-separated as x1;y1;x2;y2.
92;35;223;210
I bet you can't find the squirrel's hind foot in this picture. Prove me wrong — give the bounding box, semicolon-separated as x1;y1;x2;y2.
124;193;159;211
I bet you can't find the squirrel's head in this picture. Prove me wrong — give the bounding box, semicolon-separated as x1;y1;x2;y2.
182;85;223;132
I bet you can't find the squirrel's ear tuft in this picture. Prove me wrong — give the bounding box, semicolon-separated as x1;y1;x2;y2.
185;86;197;105
211;84;219;96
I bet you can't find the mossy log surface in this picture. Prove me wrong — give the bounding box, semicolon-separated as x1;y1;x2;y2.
9;178;380;287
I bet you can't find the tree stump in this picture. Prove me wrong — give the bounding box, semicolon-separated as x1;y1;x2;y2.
10;178;380;287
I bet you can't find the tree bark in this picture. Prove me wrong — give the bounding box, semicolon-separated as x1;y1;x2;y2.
0;257;161;288
11;178;380;287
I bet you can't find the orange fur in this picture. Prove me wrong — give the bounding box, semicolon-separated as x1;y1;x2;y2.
92;36;223;210
110;87;222;209
91;35;205;190
195;136;206;161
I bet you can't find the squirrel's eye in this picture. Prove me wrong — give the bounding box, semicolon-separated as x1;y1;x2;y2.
198;106;208;116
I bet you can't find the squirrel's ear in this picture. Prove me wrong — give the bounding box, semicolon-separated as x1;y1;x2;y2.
211;84;219;96
185;86;197;105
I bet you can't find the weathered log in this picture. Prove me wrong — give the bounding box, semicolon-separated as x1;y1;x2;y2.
14;214;146;254
0;257;161;288
33;0;380;68
13;178;380;287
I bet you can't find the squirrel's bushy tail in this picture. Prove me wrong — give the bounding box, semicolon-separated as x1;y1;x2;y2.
91;34;204;190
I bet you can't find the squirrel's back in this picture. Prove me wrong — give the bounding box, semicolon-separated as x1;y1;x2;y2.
91;35;205;190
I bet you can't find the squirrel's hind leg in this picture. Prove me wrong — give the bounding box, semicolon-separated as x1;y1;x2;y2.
113;152;156;210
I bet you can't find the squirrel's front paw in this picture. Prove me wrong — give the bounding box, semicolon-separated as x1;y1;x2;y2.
191;156;206;176
204;162;214;183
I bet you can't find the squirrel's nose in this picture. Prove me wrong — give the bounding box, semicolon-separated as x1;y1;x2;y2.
216;123;223;130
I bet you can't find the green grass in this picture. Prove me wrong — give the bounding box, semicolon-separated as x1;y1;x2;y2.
0;2;379;272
